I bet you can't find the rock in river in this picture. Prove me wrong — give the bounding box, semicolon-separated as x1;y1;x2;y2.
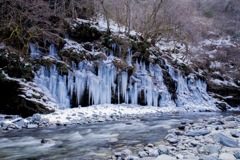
230;131;240;138
214;133;239;148
185;129;210;137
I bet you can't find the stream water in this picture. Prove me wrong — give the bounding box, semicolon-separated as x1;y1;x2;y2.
0;112;239;160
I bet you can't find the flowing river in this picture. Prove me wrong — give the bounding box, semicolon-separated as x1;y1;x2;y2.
0;112;239;160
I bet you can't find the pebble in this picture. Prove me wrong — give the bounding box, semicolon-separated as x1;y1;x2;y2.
230;131;240;138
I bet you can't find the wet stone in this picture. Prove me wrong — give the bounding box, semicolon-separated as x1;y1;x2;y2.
32;113;41;122
165;134;179;144
204;145;221;154
234;152;240;159
230;131;240;138
225;116;236;121
138;151;148;158
223;122;237;129
147;149;159;157
200;155;218;160
214;133;239;148
219;153;236;160
121;149;132;159
27;124;38;129
178;125;185;130
124;156;140;160
157;145;169;155
155;154;176;160
185;129;210;137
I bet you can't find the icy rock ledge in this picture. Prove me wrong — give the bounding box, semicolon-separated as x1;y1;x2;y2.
111;115;240;160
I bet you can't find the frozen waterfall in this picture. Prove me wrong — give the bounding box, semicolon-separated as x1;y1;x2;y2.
34;48;215;109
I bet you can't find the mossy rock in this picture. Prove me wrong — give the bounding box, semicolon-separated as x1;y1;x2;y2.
56;63;71;75
0;53;34;81
92;53;107;61
113;60;128;71
207;81;240;108
59;50;86;64
162;69;177;100
101;34;114;49
130;41;151;60
68;23;102;43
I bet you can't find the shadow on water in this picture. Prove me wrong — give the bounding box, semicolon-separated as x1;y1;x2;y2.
0;111;240;160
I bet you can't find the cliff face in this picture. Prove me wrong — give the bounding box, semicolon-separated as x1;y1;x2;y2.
0;18;239;117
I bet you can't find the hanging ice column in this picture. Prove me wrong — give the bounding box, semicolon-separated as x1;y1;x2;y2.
30;43;41;58
126;48;133;66
35;65;70;109
116;59;176;107
149;63;176;107
49;44;59;59
88;62;117;105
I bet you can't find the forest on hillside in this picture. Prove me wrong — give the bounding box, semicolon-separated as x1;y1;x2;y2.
1;0;240;52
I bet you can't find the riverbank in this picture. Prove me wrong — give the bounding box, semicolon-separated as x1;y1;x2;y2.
0;104;219;130
111;114;240;160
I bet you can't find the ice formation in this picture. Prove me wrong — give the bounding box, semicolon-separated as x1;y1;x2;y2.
30;43;41;58
35;44;216;109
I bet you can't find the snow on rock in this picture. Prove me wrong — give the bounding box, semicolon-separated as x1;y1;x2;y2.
75;16;140;37
63;39;85;53
2;71;58;110
210;79;239;88
200;36;235;47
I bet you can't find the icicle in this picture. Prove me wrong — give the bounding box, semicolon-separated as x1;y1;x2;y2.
129;77;138;104
75;70;87;105
67;70;74;97
30;43;41;58
121;72;128;103
57;75;70;108
126;48;132;66
112;43;117;51
49;44;59;58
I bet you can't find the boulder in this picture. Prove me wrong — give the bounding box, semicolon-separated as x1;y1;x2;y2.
214;133;239;148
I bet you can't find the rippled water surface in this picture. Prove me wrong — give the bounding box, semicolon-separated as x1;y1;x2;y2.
0;112;239;160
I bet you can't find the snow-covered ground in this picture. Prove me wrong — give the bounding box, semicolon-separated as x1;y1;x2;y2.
0;103;220;130
41;103;219;125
